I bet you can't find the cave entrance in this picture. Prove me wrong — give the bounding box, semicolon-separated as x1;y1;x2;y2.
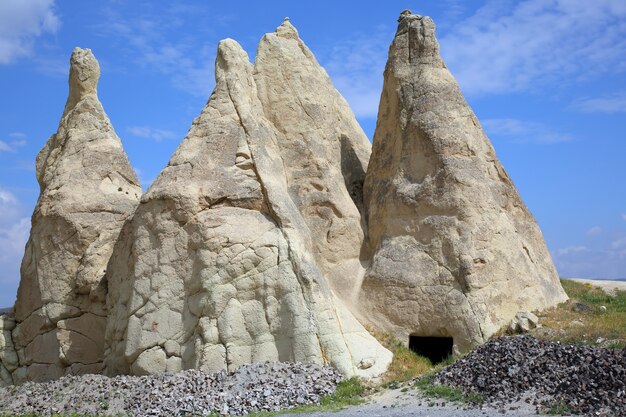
409;335;453;364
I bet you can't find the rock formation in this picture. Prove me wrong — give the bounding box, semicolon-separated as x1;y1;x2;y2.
0;314;17;386
253;20;372;306
3;13;568;387
11;48;141;383
103;23;391;379
361;12;567;352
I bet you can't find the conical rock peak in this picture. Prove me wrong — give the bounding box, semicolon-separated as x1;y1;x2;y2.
10;48;141;384
361;14;567;352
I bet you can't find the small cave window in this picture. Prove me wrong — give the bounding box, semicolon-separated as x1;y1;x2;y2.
409;335;453;364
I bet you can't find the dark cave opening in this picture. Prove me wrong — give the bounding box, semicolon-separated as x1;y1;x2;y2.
408;335;453;364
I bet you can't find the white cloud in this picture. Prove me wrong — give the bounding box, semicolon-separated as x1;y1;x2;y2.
0;187;30;307
557;246;588;256
0;138;27;153
554;244;626;279
440;0;626;95
321;26;391;119
622;214;626;221
0;0;60;64
554;229;626;279
610;237;626;251
572;92;626;114
0;141;12;153
0;189;19;207
587;226;603;237
128;126;177;142
482;118;573;144
95;4;218;98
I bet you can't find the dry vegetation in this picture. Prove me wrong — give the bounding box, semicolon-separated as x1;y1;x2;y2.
532;279;626;348
363;329;436;386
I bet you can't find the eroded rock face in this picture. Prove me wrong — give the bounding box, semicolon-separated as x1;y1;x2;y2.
12;48;141;383
0;314;17;386
254;20;372;306
104;33;391;379
361;13;567;352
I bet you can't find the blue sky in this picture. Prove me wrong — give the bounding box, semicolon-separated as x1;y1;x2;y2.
0;0;625;307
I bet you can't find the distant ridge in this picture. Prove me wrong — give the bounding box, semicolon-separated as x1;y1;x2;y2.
0;307;12;315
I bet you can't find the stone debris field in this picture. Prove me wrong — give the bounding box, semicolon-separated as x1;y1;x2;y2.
0;362;342;416
436;336;626;416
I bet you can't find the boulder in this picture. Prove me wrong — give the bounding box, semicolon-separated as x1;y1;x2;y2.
12;48;141;382
104;28;391;379
508;311;540;333
361;12;568;353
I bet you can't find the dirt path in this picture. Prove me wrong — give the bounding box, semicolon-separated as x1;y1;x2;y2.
285;388;544;417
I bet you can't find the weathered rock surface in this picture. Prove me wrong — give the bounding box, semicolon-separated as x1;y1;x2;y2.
12;48;141;383
104;27;391;379
0;314;18;386
254;20;372;306
508;311;540;333
6;13;569;386
361;12;567;352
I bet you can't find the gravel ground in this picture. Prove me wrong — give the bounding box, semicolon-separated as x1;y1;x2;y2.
2;336;624;416
0;362;342;416
285;388;544;417
436;335;625;416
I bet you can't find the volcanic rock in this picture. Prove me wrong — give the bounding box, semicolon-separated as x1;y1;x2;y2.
254;19;372;306
0;314;17;386
360;12;567;352
435;336;626;416
11;48;141;383
509;311;540;333
104;29;391;379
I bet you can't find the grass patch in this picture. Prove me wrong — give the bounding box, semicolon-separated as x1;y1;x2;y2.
365;329;437;386
414;373;482;405
247;377;365;416
534;280;626;348
383;340;433;385
545;399;576;415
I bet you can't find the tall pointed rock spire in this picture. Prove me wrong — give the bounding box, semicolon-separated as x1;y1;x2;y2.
104;34;391;379
254;19;372;306
11;47;141;383
361;12;567;352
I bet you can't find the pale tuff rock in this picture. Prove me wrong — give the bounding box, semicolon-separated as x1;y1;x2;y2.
104;35;391;379
509;311;540;333
0;315;17;386
12;48;141;383
361;13;567;352
7;13;568;386
254;19;372;306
